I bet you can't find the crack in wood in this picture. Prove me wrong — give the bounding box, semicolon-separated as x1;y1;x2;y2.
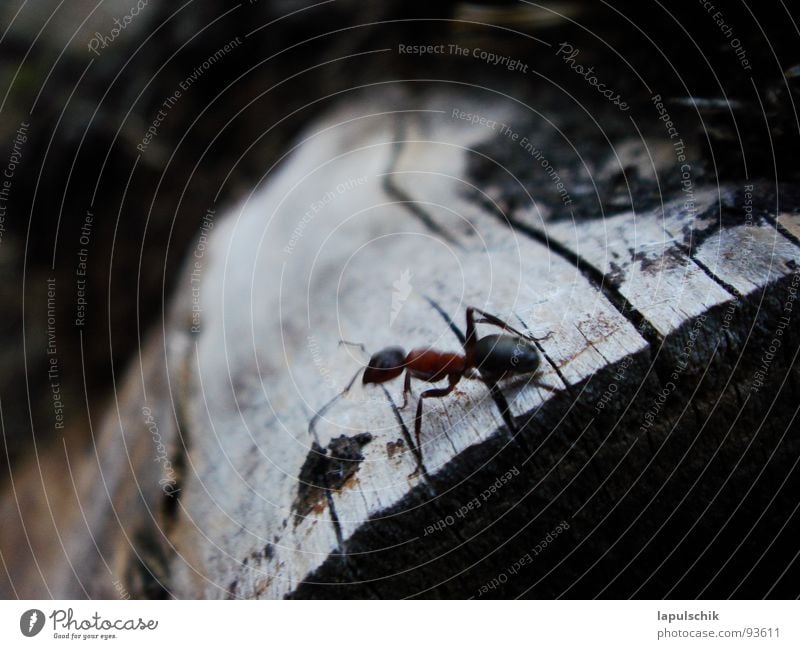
772;219;800;249
382;116;461;246
478;199;663;351
380;384;431;482
681;252;743;301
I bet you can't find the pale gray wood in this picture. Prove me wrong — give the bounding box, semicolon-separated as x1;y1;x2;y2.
160;94;800;598
5;89;798;599
542;193;733;339
167;96;648;599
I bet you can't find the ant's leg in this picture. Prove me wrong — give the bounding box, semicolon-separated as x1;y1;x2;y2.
466;306;551;346
308;367;363;438
401;372;412;409
465;306;480;350
413;379;458;462
467;306;532;340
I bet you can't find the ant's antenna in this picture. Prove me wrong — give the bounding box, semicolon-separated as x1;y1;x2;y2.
338;340;369;358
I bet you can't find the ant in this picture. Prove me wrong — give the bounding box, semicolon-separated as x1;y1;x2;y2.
309;306;551;473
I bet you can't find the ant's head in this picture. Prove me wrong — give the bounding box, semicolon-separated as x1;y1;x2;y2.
363;346;406;385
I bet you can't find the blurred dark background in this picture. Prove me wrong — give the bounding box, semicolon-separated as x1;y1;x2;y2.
1;0;798;508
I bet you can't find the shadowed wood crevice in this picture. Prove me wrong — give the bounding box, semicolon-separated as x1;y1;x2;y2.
289;331;799;598
286;291;794;598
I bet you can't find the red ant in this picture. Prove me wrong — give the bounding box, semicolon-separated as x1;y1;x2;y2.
309;306;550;473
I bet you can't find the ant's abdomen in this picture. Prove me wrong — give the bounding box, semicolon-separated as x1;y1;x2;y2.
406;348;466;383
472;334;540;378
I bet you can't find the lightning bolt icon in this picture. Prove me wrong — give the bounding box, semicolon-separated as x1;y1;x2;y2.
28;611;37;632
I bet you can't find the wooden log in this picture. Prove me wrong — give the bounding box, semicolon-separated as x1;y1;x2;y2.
4;88;799;599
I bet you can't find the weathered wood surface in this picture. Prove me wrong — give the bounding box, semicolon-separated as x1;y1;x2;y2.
3;88;799;599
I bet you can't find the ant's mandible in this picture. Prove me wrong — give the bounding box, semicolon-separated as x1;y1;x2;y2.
311;306;550;471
